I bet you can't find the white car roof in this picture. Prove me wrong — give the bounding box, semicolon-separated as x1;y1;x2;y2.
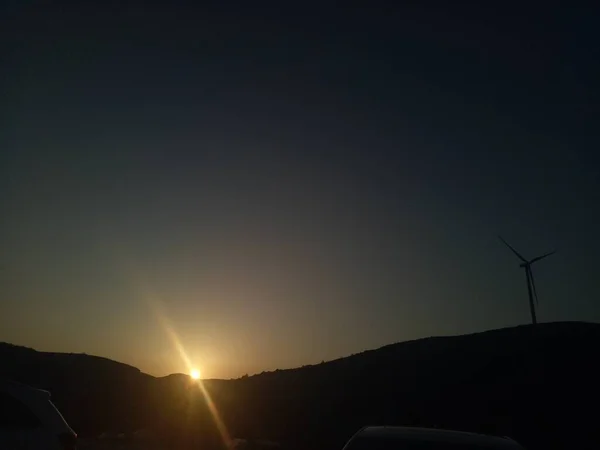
353;426;523;448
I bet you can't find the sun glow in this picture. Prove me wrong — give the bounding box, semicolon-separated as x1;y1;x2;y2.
123;266;231;448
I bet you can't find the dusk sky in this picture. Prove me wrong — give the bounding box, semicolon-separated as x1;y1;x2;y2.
1;3;598;379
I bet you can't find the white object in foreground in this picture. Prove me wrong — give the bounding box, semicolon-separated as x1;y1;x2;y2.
0;379;77;450
342;426;526;450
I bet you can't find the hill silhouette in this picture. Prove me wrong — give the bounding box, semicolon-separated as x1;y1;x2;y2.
2;322;599;450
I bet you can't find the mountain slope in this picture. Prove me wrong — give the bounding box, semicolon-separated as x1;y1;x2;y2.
2;322;599;450
211;322;600;450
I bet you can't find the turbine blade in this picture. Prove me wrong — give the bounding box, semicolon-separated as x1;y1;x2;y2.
498;235;527;262
528;266;540;306
529;250;556;264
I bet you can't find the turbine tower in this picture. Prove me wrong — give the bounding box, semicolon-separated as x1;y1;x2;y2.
499;236;556;325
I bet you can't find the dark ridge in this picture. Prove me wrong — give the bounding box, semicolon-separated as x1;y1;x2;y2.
2;321;598;450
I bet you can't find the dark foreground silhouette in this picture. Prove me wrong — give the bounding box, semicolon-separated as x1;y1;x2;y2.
1;322;598;450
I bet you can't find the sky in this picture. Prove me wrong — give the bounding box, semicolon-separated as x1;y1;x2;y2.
1;3;599;379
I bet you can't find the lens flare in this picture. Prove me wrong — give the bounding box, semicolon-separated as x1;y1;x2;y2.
150;302;231;447
121;263;232;449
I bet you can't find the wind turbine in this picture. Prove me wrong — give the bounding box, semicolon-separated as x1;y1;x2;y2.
499;236;556;325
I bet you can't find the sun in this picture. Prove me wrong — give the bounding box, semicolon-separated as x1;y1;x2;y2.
190;369;201;380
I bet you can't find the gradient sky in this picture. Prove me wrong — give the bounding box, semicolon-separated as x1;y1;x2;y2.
1;3;599;379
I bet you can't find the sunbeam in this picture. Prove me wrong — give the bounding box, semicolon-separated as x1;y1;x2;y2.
122;262;232;449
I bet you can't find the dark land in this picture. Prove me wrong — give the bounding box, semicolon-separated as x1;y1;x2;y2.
2;322;598;450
